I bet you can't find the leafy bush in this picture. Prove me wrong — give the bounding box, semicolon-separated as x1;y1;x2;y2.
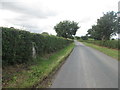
75;36;80;40
81;36;88;40
2;27;32;65
2;27;72;65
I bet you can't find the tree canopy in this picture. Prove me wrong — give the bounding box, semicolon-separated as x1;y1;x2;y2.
54;20;79;39
41;32;49;35
87;11;117;40
118;17;120;34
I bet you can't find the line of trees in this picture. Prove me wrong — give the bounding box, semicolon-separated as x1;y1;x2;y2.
86;11;118;40
54;11;119;41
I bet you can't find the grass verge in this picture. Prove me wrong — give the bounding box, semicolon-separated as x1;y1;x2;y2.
82;42;119;60
3;43;74;88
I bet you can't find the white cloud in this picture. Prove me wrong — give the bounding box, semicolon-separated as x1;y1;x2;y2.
0;0;119;36
1;1;57;18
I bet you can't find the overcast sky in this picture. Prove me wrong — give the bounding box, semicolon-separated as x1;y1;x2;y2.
0;0;119;36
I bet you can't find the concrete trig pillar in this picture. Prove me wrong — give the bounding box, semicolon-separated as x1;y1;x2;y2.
32;43;36;59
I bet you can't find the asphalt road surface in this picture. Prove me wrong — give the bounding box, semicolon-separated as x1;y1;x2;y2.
51;40;118;88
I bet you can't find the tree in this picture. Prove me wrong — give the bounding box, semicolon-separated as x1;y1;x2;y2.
81;35;88;40
87;11;117;40
75;36;81;40
97;11;117;40
54;20;79;39
41;32;49;35
118;17;120;34
87;25;102;40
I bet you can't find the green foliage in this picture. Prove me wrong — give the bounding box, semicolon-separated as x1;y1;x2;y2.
2;27;32;65
32;34;72;55
81;40;119;50
75;36;80;40
87;11;117;40
54;20;79;39
41;32;49;35
2;27;72;66
3;43;74;88
118;17;120;34
81;36;88;40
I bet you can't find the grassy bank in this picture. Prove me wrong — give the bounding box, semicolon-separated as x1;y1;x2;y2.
3;43;74;88
82;42;119;60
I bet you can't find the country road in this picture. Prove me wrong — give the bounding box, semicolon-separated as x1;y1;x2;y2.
51;40;118;88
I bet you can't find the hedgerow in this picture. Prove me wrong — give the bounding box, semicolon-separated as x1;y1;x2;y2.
2;27;72;65
2;27;32;65
81;40;119;50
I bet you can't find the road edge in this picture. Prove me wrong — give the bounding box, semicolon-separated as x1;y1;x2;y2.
34;43;75;88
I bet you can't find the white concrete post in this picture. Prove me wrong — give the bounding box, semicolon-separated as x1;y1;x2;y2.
32;44;36;59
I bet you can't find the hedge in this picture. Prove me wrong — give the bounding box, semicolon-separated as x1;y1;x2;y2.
81;40;119;50
32;33;71;55
2;27;72;65
2;27;32;65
